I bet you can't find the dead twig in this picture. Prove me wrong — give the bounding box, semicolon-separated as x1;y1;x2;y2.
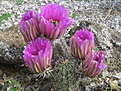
104;8;113;20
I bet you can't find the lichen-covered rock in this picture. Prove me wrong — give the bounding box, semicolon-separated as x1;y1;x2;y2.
89;22;121;72
0;24;26;64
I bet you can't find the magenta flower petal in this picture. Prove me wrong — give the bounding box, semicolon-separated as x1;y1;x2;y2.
39;17;55;37
39;3;75;39
82;51;106;78
70;28;94;60
40;3;69;21
20;10;40;42
23;37;53;73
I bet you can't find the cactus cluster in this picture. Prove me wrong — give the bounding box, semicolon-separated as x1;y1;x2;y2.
19;3;106;83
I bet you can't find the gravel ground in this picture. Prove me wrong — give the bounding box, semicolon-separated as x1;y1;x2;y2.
0;0;121;91
0;0;121;32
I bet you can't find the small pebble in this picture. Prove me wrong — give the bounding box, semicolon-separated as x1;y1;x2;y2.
2;86;7;91
118;80;121;86
0;70;3;75
112;72;121;79
106;78;110;83
110;80;118;90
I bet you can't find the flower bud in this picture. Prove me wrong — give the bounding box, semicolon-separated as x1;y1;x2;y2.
70;28;94;60
82;51;106;78
23;37;53;73
20;10;40;42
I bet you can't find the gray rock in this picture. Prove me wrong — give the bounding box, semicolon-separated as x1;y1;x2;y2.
89;22;121;72
0;24;26;64
70;20;121;72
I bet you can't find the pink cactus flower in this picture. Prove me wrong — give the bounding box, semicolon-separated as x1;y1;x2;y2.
39;3;75;39
70;28;94;60
82;51;106;78
23;37;53;73
20;10;40;42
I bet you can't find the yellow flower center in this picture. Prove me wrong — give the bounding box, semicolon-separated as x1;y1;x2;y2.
49;19;58;26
